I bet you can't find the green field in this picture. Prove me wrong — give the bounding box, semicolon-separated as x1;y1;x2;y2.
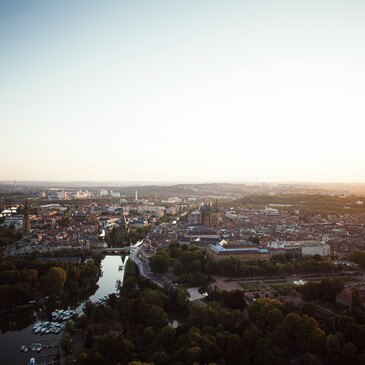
239;281;262;291
264;278;286;284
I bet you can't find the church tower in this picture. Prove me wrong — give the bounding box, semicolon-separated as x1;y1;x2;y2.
200;201;220;227
23;198;31;235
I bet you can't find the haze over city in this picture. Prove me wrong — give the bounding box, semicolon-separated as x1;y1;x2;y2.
1;0;365;182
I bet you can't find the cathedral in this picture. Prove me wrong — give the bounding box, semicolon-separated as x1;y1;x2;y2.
200;201;220;227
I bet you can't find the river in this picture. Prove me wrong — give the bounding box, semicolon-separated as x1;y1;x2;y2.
0;254;126;365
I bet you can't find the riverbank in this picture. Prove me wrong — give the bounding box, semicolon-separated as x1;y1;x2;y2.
0;255;124;365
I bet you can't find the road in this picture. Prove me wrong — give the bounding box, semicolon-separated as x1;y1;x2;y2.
129;240;169;288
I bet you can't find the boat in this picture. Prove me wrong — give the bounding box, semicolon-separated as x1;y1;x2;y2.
24;346;29;353
21;345;26;352
29;358;35;365
31;344;36;352
34;327;42;334
32;323;41;330
36;343;42;352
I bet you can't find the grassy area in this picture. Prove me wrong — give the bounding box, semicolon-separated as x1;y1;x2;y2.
270;283;294;289
239;281;262;291
337;276;358;283
264;278;286;284
302;277;322;282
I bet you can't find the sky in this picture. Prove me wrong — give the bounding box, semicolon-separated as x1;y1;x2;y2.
1;0;365;183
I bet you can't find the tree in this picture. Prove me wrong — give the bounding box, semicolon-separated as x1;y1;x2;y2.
153;350;169;365
150;253;170;273
83;300;95;318
65;320;75;334
326;334;342;365
23;269;38;285
352;288;363;310
225;290;246;311
185;346;202;364
348;251;365;268
173;261;184;276
96;332;125;364
85;332;94;348
300;279;344;302
225;333;243;364
146;305;168;330
298;353;321;365
306;328;326;356
76;314;89;330
61;332;73;353
300;302;316;317
158;326;176;351
107;293;118;309
43;267;67;293
89;352;105;365
267;308;284;328
341;343;359;365
143;326;155;344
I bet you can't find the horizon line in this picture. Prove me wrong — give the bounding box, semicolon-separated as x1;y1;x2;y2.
1;180;365;186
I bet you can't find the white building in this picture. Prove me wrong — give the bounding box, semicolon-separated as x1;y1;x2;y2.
57;191;68;200
76;190;92;199
137;205;165;217
302;243;330;256
2;214;23;229
264;206;279;215
267;240;330;257
162;197;181;203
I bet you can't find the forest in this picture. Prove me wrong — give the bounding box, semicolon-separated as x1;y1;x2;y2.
0;254;102;310
63;262;365;365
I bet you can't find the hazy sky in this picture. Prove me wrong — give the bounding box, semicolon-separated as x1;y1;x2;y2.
1;0;365;182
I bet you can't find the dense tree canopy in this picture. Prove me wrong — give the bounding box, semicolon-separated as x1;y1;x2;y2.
0;255;101;309
69;262;365;365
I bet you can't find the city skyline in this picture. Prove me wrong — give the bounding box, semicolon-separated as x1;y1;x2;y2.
1;0;365;182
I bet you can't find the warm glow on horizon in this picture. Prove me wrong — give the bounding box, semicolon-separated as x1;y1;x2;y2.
1;0;365;182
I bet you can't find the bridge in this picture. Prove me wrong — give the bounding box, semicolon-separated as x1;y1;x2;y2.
96;240;144;254
97;247;130;254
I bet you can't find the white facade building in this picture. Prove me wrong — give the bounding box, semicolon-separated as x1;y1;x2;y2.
302;243;331;257
267;240;330;257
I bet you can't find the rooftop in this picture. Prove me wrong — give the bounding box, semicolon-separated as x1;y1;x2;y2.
208;244;269;255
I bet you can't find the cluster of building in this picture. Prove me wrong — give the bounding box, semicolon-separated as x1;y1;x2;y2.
2;196;189;256
219;205;365;260
1;186;365;268
164;203;331;262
